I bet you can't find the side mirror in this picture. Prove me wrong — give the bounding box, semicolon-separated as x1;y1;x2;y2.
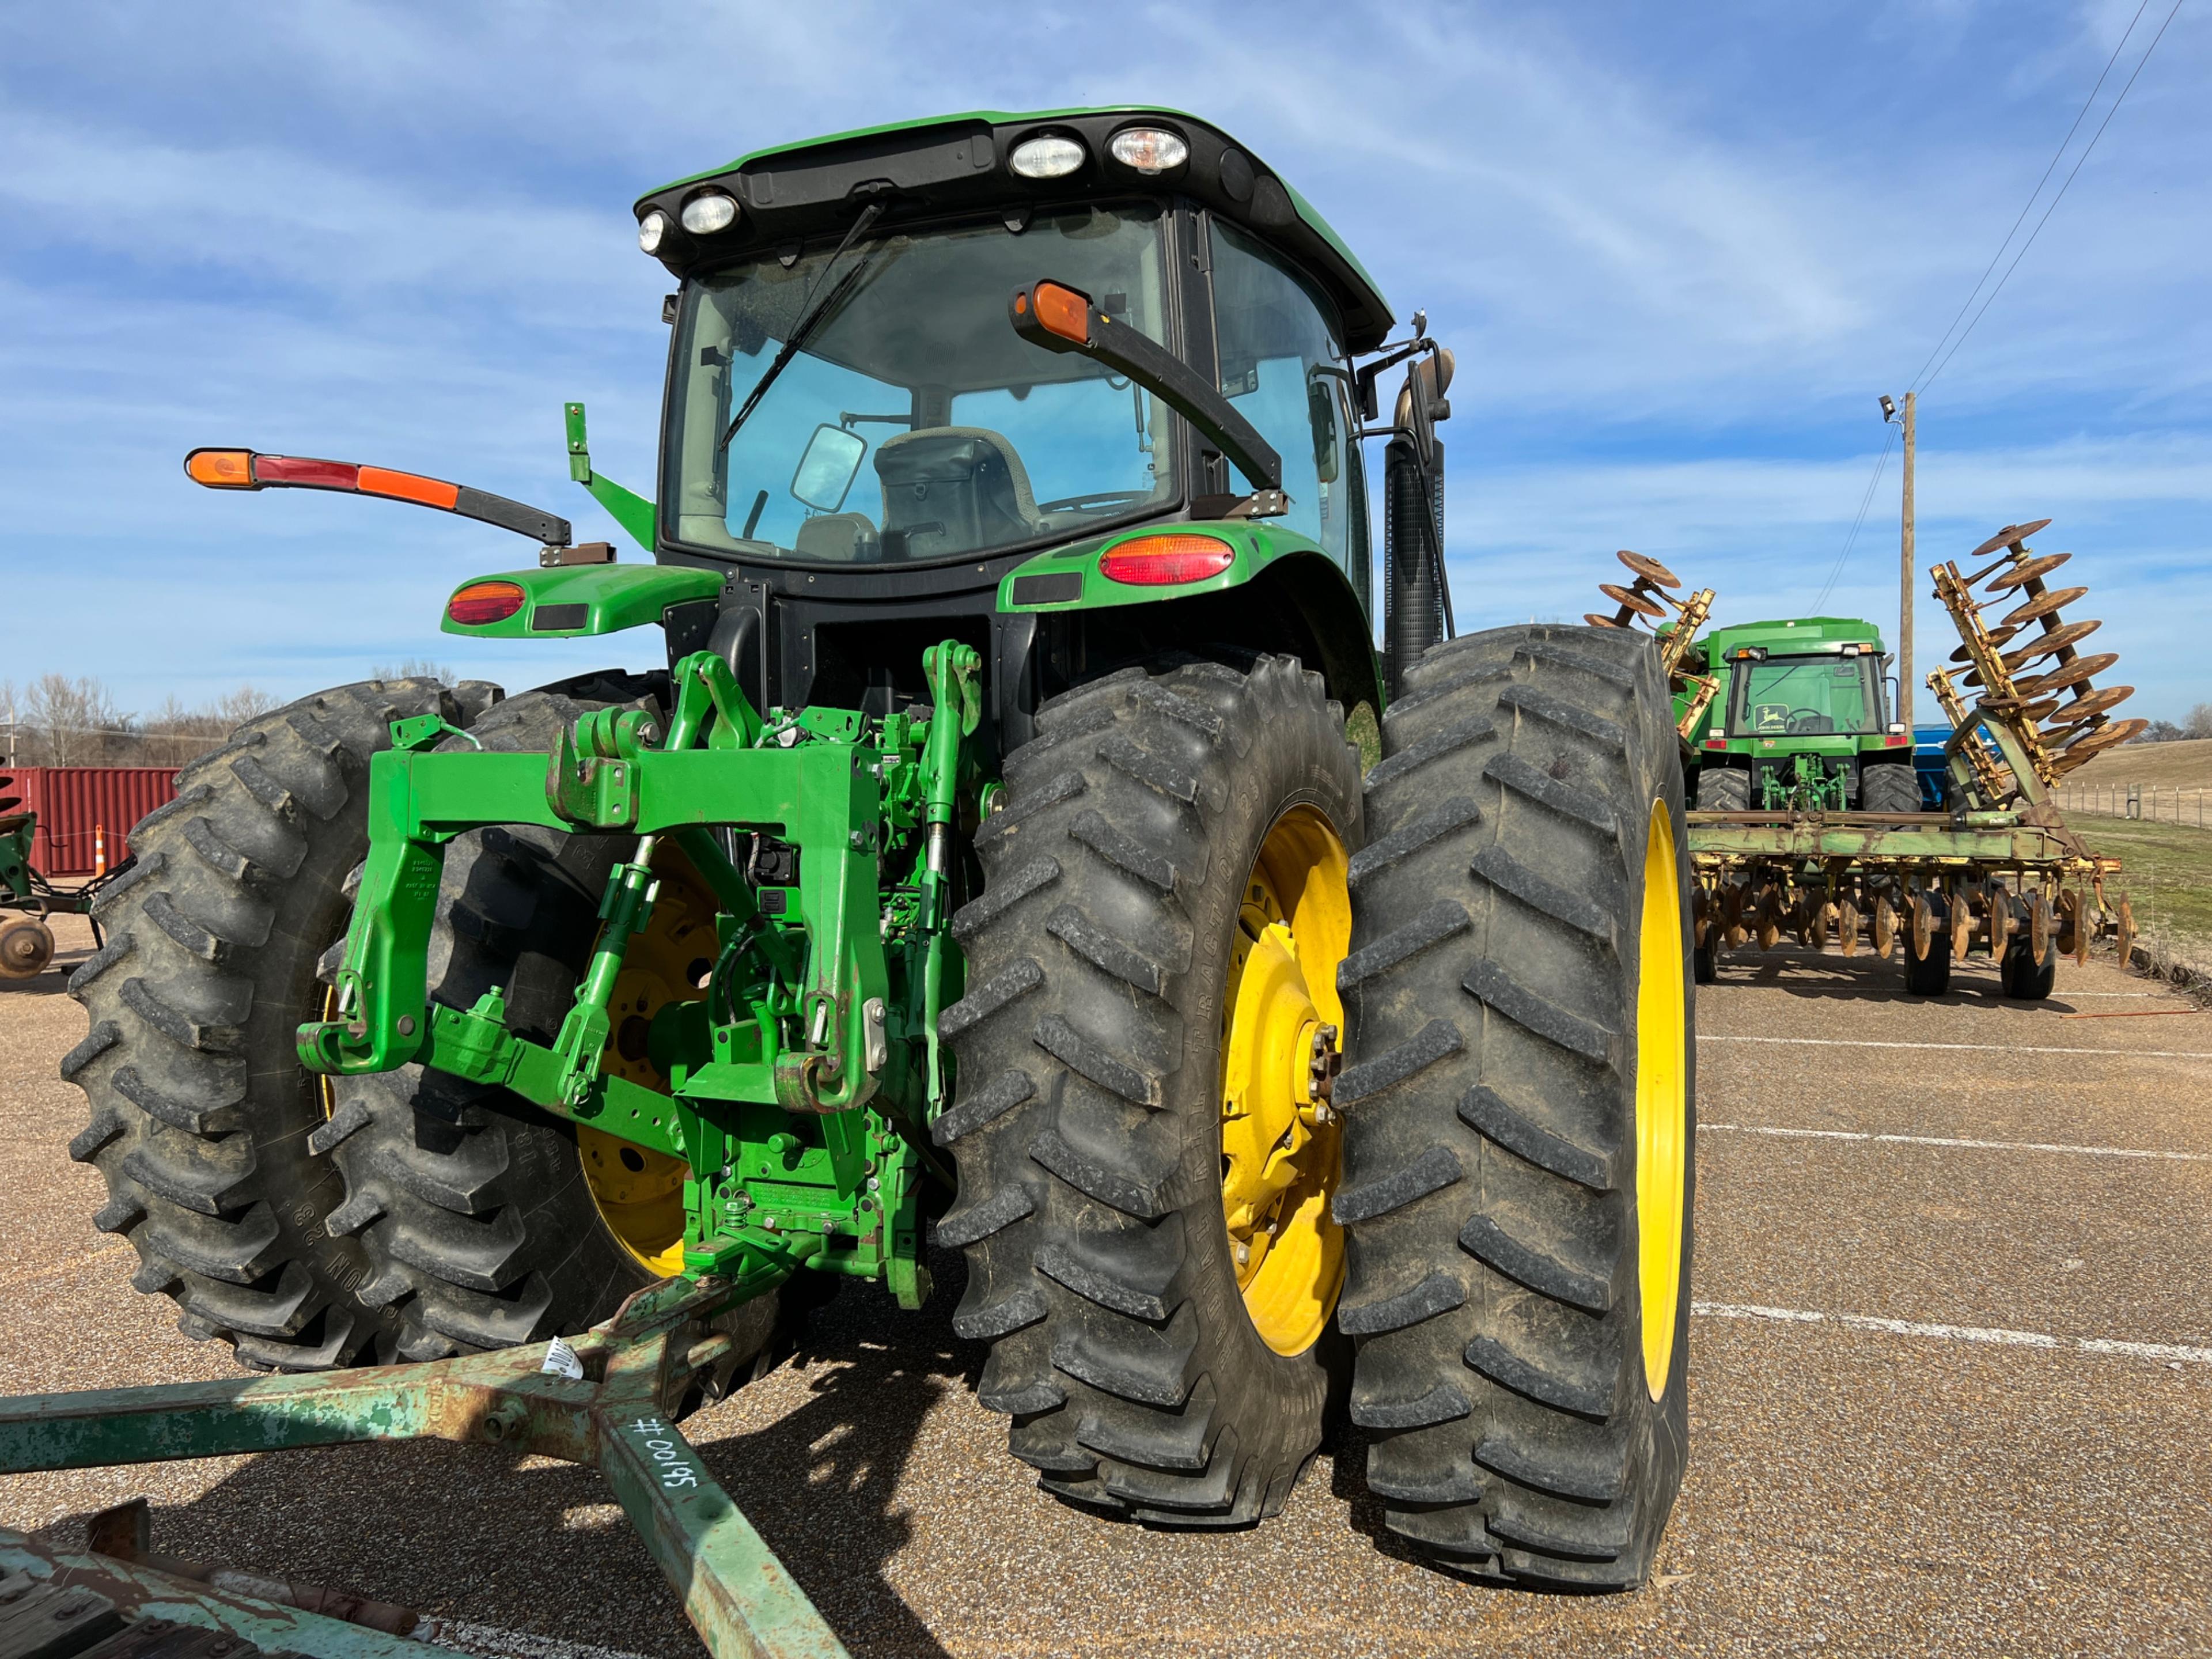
791;424;866;513
1393;347;1456;460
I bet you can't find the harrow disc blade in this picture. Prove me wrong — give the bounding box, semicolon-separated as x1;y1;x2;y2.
2051;718;2147;768
1584;612;1626;629
1984;551;2070;594
1599;581;1667;619
2000;618;2102;672
2018;697;2061;725
2000;584;2089;628
2013;652;2118;698
1969;518;2054;560
1617;550;1681;588
1951;624;2019;662
2042;684;2134;733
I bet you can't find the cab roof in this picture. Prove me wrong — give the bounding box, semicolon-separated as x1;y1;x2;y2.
1709;616;1888;653
634;107;1396;352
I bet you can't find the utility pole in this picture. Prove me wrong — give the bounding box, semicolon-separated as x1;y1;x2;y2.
1899;391;1915;734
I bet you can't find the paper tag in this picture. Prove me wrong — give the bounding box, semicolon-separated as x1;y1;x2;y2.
541;1335;584;1380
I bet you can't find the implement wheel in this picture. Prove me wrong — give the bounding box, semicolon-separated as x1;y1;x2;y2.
1335;624;1693;1586
65;676;774;1375
940;653;1361;1525
1999;899;2057;1002
1904;892;1951;997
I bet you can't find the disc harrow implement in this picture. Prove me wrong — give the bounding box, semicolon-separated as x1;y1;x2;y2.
1684;517;2132;995
1930;518;2144;790
1586;549;1719;738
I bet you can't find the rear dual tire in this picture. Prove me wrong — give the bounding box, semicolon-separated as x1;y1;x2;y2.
1335;623;1695;1588
1859;762;1923;815
65;676;773;1377
940;653;1361;1525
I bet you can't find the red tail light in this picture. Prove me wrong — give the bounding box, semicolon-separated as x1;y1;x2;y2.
1099;533;1235;586
447;579;527;626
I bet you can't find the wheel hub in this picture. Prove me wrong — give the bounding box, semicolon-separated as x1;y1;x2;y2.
1219;808;1350;1357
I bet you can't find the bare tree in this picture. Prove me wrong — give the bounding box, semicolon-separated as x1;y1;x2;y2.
372;658;457;685
140;687;283;766
23;675;131;766
2184;702;2212;741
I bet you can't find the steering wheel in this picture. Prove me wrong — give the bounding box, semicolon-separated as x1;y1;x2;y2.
1783;707;1830;735
1036;490;1149;515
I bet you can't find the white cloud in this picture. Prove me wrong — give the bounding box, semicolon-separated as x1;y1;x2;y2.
1;0;2206;717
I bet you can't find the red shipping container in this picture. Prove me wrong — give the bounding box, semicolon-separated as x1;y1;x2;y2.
0;767;179;877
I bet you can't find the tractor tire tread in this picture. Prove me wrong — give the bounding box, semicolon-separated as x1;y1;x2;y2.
1338;623;1692;1586
942;653;1361;1528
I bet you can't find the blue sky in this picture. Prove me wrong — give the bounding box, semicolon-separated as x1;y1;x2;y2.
4;1;2206;721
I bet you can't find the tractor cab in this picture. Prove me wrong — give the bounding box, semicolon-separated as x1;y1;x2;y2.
620;109;1448;733
1692;615;1921;812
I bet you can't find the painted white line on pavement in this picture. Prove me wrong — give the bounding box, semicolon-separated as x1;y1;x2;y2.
1700;1033;2212;1060
1699;1123;2212;1162
429;1619;655;1659
1693;1302;2212;1365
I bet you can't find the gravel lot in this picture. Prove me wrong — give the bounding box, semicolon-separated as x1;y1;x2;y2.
4;913;2208;1657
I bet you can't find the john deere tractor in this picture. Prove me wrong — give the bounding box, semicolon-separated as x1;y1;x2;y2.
66;109;1694;1589
1690;615;1922;813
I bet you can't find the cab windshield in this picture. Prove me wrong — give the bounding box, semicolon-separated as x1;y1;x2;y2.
1731;653;1885;736
666;203;1176;563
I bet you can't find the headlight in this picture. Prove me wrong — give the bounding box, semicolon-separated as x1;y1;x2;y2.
680;191;738;235
637;210;669;255
1009;134;1086;180
1108;127;1188;175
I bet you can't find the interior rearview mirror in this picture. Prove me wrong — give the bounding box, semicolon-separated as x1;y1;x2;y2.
791;424;867;513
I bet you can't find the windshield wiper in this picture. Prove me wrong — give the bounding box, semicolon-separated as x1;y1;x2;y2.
718;200;887;453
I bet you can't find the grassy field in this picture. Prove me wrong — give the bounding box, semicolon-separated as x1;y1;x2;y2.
2067;735;2212;790
2069;815;2212;971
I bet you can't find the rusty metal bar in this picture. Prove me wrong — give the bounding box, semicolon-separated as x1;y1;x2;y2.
0;1277;847;1659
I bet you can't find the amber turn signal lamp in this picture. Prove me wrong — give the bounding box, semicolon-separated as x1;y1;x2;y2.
1032;281;1091;343
1099;533;1236;586
446;579;528;626
184;448;255;488
359;465;461;510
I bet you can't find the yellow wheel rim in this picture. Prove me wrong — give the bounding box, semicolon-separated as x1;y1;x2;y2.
584;843;717;1278
1219;807;1352;1357
1635;799;1689;1397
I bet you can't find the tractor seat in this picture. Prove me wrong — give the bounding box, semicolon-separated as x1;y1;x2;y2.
873;427;1040;559
794;513;881;562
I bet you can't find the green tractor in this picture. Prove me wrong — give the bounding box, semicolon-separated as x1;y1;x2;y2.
1688;615;1922;814
66;109;1694;1589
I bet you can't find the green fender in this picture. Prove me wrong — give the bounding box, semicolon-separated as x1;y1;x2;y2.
440;563;722;641
997;521;1383;715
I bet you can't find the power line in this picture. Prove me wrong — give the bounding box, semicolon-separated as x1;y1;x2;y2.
1811;425;1897;613
1919;0;2187;394
1904;0;2154;393
1806;2;2183;609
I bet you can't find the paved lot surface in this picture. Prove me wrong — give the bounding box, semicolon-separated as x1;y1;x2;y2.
5;913;2209;1657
